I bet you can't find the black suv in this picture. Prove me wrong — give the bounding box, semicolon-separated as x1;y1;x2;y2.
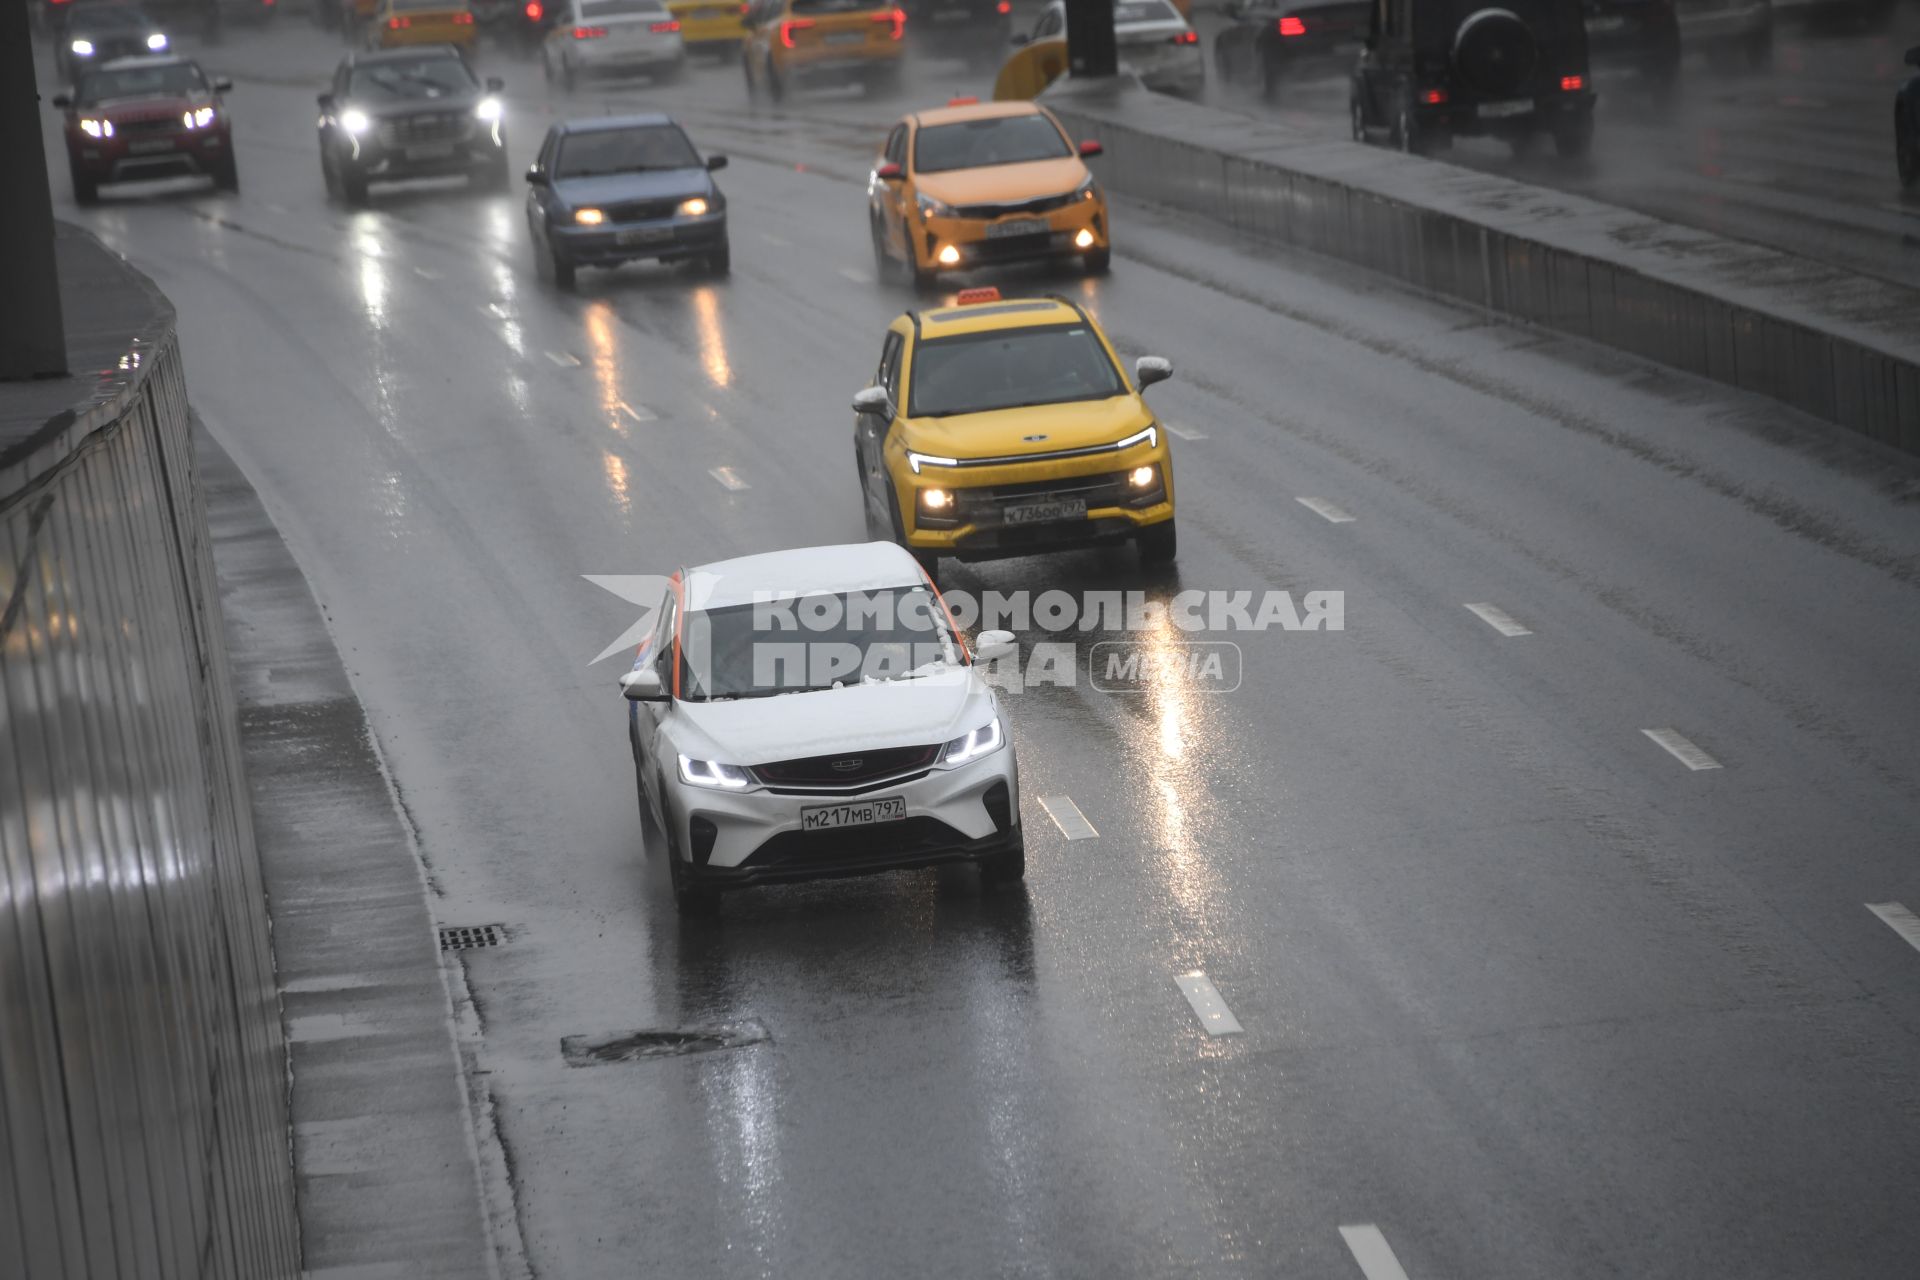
316;47;509;205
1352;0;1596;157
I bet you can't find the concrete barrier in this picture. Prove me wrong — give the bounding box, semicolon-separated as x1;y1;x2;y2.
0;226;300;1278
1042;77;1920;453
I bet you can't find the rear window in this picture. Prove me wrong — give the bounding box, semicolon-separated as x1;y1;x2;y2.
579;0;667;16
913;113;1071;174
71;6;151;26
555;124;701;177
1114;0;1179;22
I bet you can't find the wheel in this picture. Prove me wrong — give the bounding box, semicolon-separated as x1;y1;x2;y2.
1554;113;1594;160
340;165;369;206
1899;116;1919;190
1212;36;1233;84
70;164;99;206
1350;97;1367;143
551;248;575;289
1083;246;1111;276
742;49;760;100
560;54;576;91
543;46;556;84
886;490;939;583
667;843;720;918
870;216;897;282
766;56;786;102
1136;519;1177;565
980;840;1025;887
1393;100;1422;155
912;549;940;585
910;254;938;294
705;240;731;277
321;155;340;197
214;157;239;192
475;157;511;191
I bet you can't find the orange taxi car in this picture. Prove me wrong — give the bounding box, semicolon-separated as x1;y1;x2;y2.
669;0;748;51
868;98;1108;289
741;0;905;100
365;0;477;48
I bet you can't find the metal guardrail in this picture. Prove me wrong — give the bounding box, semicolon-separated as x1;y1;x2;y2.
0;246;299;1278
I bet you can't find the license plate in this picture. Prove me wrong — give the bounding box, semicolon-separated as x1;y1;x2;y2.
1004;497;1086;525
986;217;1049;239
128;139;177;154
1477;99;1533;119
615;226;672;246
801;796;906;830
1587;14;1625;30
825;29;865;43
405;143;455;161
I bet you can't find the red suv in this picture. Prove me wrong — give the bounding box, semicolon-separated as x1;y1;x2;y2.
52;54;237;204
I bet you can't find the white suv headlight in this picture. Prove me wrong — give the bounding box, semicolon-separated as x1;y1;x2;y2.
939;717;1004;768
678;754;755;790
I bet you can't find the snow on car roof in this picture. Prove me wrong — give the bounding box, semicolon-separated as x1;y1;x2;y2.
687;542;926;611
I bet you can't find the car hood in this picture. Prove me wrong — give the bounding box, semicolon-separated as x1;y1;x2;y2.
913;156;1087;207
671;668;990;767
88;92;210;118
359;93;482;119
550;168;712;207
901;394;1154;459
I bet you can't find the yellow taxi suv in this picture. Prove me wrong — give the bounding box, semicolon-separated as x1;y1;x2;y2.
852;287;1176;579
366;0;477;48
741;0;905;101
869;98;1109;290
668;0;748;51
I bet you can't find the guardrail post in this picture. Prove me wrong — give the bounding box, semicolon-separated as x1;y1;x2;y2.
0;1;68;380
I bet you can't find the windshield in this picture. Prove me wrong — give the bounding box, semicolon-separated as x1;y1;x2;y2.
555;125;700;177
579;0;667;15
680;589;960;700
908;323;1125;418
69;7;152;29
79;62;206;101
1114;0;1180;22
913;114;1072;174
346;56;476;101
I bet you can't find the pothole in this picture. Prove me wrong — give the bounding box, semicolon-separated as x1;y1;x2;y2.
438;924;507;952
562;1021;770;1067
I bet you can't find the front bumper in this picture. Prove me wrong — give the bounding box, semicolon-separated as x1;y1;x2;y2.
915;196;1107;273
1421;90;1595;137
568;36;685;71
552;210;727;265
778;46;904;82
70;128;230;181
669;744;1020;885
895;446;1174;560
339;123;505;181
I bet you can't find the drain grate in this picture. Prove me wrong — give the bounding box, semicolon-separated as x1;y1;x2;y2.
562;1020;770;1067
438;924;506;952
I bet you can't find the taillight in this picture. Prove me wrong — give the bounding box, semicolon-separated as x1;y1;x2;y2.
779;16;813;45
453;10;473;22
1277;15;1305;35
1419;87;1446;105
1170;29;1196;44
572;23;606;36
995;0;1009;11
524;0;540;15
873;6;905;39
650;17;679;30
387;15;409;27
1560;74;1585;91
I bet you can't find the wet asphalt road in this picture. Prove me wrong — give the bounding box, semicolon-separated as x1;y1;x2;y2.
38;19;1920;1279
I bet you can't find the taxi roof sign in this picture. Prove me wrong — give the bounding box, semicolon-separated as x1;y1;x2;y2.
954;287;1002;305
947;95;980;107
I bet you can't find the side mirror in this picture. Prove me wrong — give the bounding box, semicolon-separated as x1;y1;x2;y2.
51;93;73;109
973;629;1016;662
620;668;666;701
1078;139;1104;158
316;92;334;109
1010;32;1029;46
486;76;505;91
707;153;729;171
213;77;233;93
875;160;903;181
1136;356;1173;389
524;165;548;185
852;386;895;418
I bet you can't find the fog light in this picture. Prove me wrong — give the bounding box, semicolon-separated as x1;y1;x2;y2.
920;488;954;511
575;207;605;226
936;244;961;266
1074;228;1096;250
1128;465;1157;489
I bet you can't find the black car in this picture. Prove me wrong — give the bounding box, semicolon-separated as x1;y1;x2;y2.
1353;0;1597;157
900;0;1013;69
523;114;730;289
58;3;170;85
1213;0;1370;100
315;47;509;205
1581;0;1678;95
1898;44;1920;190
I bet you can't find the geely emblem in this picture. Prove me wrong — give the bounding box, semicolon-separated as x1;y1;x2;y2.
831;758;864;772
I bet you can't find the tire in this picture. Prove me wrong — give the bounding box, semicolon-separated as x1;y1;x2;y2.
1899;116;1919;190
1351;96;1367;143
214;157;240;192
766;57;786;102
71;164;99;206
1393;101;1421;155
886;490;938;584
561;54;576;91
743;49;760;100
980;840;1026;887
340;165;369;206
667;842;720;918
706;240;731;277
475;157;511;191
1136;519;1177;566
1212;36;1233;84
551;249;575;289
870;216;902;283
1083;246;1111;276
1554;113;1594;160
910;255;938;294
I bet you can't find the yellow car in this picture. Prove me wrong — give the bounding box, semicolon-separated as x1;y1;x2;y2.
868;98;1109;289
668;0;747;50
852;287;1177;578
741;0;905;100
365;0;477;48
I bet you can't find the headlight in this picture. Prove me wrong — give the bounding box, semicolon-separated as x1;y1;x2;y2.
1128;465;1157;489
1072;172;1098;202
1116;425;1158;451
574;207;605;226
678;754;755;790
340;108;371;135
916;191;955;219
146;32;168;50
906;450;957;474
181;106;215;129
677;196;709;217
80;117;112;139
71;39;94;55
940;717;1004;767
474;97;503;122
918;488;954;511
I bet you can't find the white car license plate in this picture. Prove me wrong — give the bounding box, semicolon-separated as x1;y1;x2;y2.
128;139;176;154
986;217;1049;240
802;796;906;830
616;226;672;246
405;143;455;161
826;29;865;43
1004;497;1086;525
1477;99;1533;119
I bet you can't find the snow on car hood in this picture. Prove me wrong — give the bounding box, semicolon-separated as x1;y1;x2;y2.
671;666;993;768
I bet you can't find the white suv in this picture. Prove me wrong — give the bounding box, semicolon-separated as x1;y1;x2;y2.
622;542;1024;916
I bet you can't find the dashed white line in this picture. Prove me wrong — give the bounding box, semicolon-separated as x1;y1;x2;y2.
412;266;440;280
1339;1225;1413;1280
709;465;748;491
758;232;792;246
544;350;582;367
837;266;873;284
1165;421;1206;441
1464;602;1532;637
1641;728;1722;771
616;400;655;423
1868;903;1920;956
1297;496;1356;524
1174;972;1243;1036
1037;794;1097;840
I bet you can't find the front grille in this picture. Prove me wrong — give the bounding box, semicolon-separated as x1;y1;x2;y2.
745;816;970;868
952;191;1076;220
968;232;1056;263
956;470;1157;524
689;817;718;866
603;197;680;223
116;115;182;136
754;744;940;787
378;112;472;146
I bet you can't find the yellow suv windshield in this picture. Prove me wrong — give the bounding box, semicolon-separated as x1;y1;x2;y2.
908;324;1124;418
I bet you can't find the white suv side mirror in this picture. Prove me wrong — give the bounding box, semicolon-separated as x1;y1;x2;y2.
852;386;895;417
1136;356;1173;390
620;668;666;701
973;629;1017;662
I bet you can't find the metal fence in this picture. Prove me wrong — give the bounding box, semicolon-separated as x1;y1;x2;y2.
1;294;300;1276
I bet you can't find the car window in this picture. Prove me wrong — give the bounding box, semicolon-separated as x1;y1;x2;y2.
883;124;907;165
913;114;1071;174
679;589;960;700
580;0;667;17
1115;0;1179;23
651;592;678;685
907;323;1126;418
346;56;477;100
78;62;207;102
71;7;151;28
879;332;903;400
1033;7;1062;37
554;125;700;177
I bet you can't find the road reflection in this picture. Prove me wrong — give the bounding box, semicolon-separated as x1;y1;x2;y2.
690;285;732;390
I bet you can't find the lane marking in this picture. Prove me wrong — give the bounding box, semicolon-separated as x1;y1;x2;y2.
759;232;792;246
1298;496;1355;523
1165;421;1207;441
709;465;749;491
544;350;582;367
413;266;440;280
1339;1225;1413;1280
616;400;655;424
1038;794;1097;840
1174;972;1243;1036
1641;728;1722;771
1868;903;1920;956
837;266;873;284
1464;602;1532;637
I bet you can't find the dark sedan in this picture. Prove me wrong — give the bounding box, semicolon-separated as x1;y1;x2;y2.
1212;0;1368;100
315;46;509;205
523;114;730;289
